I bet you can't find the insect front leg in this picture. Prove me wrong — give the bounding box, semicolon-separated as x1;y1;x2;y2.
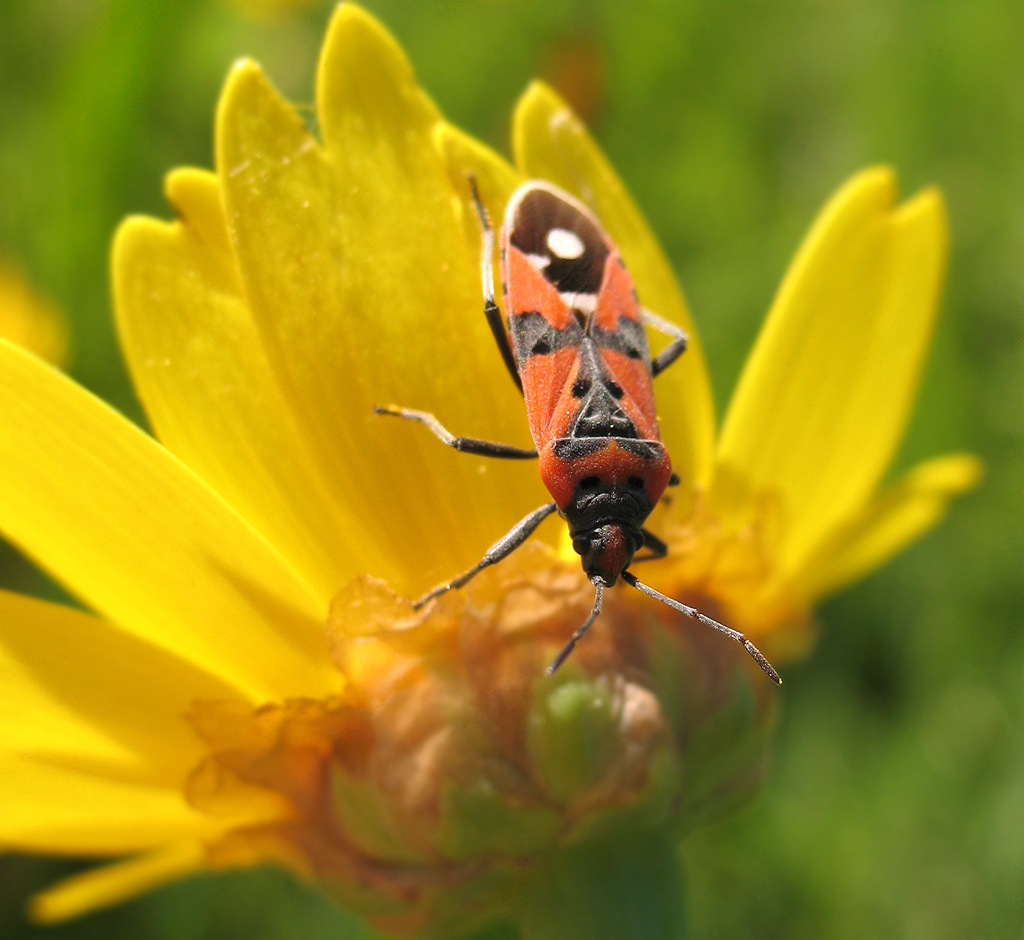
629;528;669;564
414;501;559;608
374;405;537;459
643;309;689;377
468;176;522;394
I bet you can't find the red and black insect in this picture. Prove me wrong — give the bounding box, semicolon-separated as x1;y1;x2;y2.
377;180;780;683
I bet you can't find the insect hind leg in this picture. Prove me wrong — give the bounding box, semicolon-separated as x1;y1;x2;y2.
468;175;522;394
374;405;537;459
643;309;689;377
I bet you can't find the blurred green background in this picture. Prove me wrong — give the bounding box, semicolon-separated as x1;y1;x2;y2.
0;0;1021;937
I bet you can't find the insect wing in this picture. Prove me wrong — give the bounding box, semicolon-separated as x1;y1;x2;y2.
501;182;661;446
591;250;660;442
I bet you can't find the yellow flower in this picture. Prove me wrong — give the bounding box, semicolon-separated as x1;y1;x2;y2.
0;4;978;937
0;264;68;366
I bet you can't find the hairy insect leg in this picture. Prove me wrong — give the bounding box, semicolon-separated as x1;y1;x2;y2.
621;571;782;685
374;405;537;459
468;175;523;394
414;501;559;608
643;309;689;377
546;578;605;675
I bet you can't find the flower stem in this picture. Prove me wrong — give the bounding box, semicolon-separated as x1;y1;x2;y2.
517;827;687;940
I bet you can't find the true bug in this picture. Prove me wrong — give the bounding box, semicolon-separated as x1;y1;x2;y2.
377;179;780;684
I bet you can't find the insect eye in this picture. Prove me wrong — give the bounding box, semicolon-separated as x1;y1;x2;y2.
572;535;592;556
579;476;601;491
627;476;645;491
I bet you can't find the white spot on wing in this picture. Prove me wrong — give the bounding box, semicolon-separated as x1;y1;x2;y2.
560;292;598;313
547;228;585;260
526;253;551;271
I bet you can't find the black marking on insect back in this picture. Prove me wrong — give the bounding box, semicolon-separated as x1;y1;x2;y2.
510;311;584;365
563;341;641;439
509;188;610;295
572;389;636;438
591;316;651;365
551;437;664;461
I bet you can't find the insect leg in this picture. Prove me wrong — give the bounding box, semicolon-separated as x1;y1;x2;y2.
642;528;669;558
628;528;669;564
546;578;605;675
414;501;559;608
621;571;782;685
468;176;523;394
374;405;537;459
643;309;689;377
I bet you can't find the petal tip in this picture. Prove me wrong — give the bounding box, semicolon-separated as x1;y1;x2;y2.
217;58;272;127
929;452;985;492
226;57;262;82
520;79;565;112
894;184;949;238
516;80;577;130
316;0;434;148
433;121;519;208
319;1;411;84
834;165;899;216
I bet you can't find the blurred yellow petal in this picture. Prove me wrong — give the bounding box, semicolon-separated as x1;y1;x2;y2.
512;82;715;493
0;589;242;784
217;7;549;598
30;842;205;924
712;169;948;580
0;265;68;366
798;454;982;600
434;121;522;266
115;168;368;605
0;340;335;701
0;754;222;854
432;123;528;417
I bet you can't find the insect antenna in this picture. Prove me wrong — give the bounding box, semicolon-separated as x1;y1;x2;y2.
546;578;605;675
620;572;782;685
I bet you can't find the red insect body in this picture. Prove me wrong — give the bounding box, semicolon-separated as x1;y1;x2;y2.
499;182;671;585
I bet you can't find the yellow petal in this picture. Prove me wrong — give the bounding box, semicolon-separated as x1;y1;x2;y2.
434;121;522;256
0;589;242;784
713;169;948;579
512;81;715;492
0;264;68;366
29;842;205;924
0;753;221;854
0;340;336;701
797;454;982;601
217;7;552;598
114;168;369;605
